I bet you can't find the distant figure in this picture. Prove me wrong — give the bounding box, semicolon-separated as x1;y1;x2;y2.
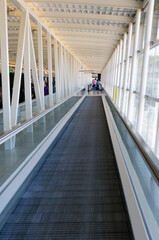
92;78;97;89
31;83;35;99
96;79;100;90
0;87;2;108
53;79;56;93
44;81;49;95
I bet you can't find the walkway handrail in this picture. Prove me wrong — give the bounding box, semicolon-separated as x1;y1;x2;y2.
106;94;159;183
0;89;83;145
103;94;159;240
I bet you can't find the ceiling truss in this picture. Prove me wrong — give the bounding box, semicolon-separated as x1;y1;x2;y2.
7;0;144;73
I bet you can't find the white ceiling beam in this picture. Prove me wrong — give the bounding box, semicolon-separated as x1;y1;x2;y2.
65;43;117;48
9;29;122;40
55;31;122;39
72;51;113;54
71;51;111;53
66;43;115;47
71;46;113;50
77;55;112;58
62;38;119;44
32;11;133;24
8;21;20;27
25;0;143;9
10;0;81;64
74;53;112;56
80;56;111;58
69;51;114;54
8;21;127;33
49;23;127;32
8;35;119;43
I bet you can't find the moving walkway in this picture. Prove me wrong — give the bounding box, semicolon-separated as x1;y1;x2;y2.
0;92;159;239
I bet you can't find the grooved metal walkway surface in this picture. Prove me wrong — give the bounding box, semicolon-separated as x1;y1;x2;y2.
0;97;133;240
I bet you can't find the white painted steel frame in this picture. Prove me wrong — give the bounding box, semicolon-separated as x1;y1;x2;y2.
24;12;32;121
127;9;141;121
0;0;12;132
38;23;45;111
137;0;155;134
122;23;133;114
117;33;127;109
1;0;84;134
102;1;159;159
115;39;123;103
47;32;53;107
113;45;120;103
11;10;27;127
54;39;60;102
11;0;80;63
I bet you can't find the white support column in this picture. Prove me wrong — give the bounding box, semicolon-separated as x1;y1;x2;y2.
66;50;69;96
63;49;66;97
54;39;60;102
122;23;133;114
113;49;117;100
114;44;121;104
110;55;114;97
37;23;45;111
73;57;76;92
67;52;70;94
117;33;127;109
63;49;68;97
68;53;71;95
29;21;43;113
115;39;123;102
0;0;11;132
47;32;53;107
74;58;76;91
127;9;141;121
137;0;155;134
112;48;117;101
110;54;114;98
59;44;63;100
113;46;119;104
24;12;32;121
11;10;27;127
70;55;73;93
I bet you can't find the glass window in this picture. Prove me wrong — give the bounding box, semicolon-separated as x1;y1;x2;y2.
134;54;143;92
133;94;139;127
127;60;132;90
152;0;159;41
141;99;158;150
138;22;144;51
141;11;147;50
146;47;155;95
124;91;129;116
146;45;159;98
154;45;159;98
119;89;124;109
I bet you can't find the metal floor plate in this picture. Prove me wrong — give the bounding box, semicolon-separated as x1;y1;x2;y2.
0;97;134;240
